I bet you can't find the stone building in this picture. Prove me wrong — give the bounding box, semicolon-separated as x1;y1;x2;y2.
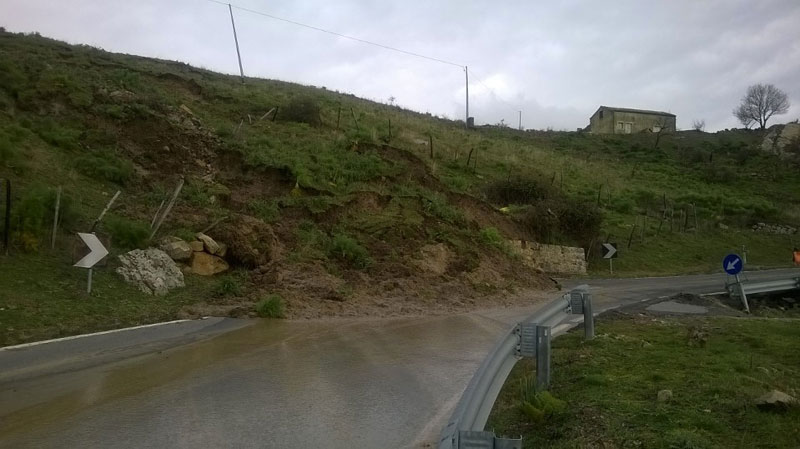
588;106;676;134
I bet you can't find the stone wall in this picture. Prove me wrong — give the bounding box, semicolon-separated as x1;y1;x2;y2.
510;241;587;275
751;222;797;235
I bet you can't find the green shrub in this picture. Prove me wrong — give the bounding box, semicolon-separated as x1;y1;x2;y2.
247;199;280;223
328;232;372;268
215;273;245;297
104;215;149;249
74;149;134;184
665;429;711;449
31;120;82;151
255;294;285;318
479;227;505;248
13;185;79;235
279;95;321;126
486;175;554;206
421;191;464;224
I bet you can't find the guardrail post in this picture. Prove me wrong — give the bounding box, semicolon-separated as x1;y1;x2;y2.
536;325;551;390
583;293;594;340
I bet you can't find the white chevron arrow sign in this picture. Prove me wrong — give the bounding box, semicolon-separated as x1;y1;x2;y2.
74;233;109;268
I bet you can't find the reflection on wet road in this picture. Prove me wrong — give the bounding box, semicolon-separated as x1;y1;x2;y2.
1;268;796;448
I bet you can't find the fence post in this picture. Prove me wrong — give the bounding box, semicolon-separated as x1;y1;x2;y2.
3;179;10;255
51;186;61;250
583;293;594;340
536;325;551;390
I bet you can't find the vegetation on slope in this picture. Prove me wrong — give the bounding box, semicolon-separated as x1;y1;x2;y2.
488;313;800;448
1;30;798;343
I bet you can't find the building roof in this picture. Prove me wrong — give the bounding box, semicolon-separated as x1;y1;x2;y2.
594;106;676;117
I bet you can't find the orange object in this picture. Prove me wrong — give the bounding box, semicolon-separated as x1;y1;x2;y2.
793;250;800;266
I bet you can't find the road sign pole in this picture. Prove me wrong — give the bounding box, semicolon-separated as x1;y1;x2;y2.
735;273;749;313
87;268;93;295
609;258;613;274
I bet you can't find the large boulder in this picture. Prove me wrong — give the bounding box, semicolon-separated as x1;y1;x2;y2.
159;236;193;261
116;248;185;296
214;214;282;267
190;251;229;276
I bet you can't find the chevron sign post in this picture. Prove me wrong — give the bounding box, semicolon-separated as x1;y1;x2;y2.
75;232;109;294
602;242;618;274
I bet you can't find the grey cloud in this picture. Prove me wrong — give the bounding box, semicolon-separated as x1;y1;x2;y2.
2;0;798;131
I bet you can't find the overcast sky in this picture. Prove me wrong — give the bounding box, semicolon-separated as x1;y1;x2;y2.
2;0;799;131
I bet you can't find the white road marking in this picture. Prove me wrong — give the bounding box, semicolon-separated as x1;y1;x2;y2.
0;319;195;351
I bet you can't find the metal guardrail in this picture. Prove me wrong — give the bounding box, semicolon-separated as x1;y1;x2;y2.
727;277;800;297
726;275;800;313
438;285;592;449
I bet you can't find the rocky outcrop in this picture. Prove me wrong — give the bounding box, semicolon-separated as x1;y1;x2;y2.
761;123;800;158
511;241;587;275
116;248;185;295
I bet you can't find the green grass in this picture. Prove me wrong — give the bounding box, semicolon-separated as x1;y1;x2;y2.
255;294;285;318
487;314;800;448
0;251;216;346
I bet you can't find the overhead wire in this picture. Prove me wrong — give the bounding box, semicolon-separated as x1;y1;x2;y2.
204;0;465;68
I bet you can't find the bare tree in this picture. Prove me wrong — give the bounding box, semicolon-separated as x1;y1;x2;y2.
653;116;672;149
692;119;706;132
733;84;790;130
387;96;396;106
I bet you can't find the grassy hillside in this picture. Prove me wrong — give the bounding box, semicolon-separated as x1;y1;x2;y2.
1;30;798;343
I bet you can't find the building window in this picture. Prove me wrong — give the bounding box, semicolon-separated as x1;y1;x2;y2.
599;110;604;119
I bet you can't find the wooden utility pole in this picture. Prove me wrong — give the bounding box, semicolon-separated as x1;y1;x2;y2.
464;66;469;129
228;4;245;82
429;135;434;159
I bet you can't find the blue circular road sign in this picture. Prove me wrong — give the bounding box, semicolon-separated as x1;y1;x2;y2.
723;253;743;275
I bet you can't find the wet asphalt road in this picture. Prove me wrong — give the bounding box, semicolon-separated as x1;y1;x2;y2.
1;268;796;448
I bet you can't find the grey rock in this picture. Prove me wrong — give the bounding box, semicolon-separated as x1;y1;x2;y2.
159;237;193;261
116;248;185;296
657;389;673;402
196;232;220;254
755;390;797;411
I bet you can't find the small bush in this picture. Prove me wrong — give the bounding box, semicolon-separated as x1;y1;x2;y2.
486;175;554;206
279;95;321;126
255;294;285;318
12;186;79;242
247;199;280;223
215;273;245;297
328;232;372;268
421;191;464;224
479;227;505;248
104;215;149;249
74;149;134;184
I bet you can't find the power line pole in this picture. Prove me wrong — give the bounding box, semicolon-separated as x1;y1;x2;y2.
464;65;469;129
518;110;522;130
228;3;245;82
